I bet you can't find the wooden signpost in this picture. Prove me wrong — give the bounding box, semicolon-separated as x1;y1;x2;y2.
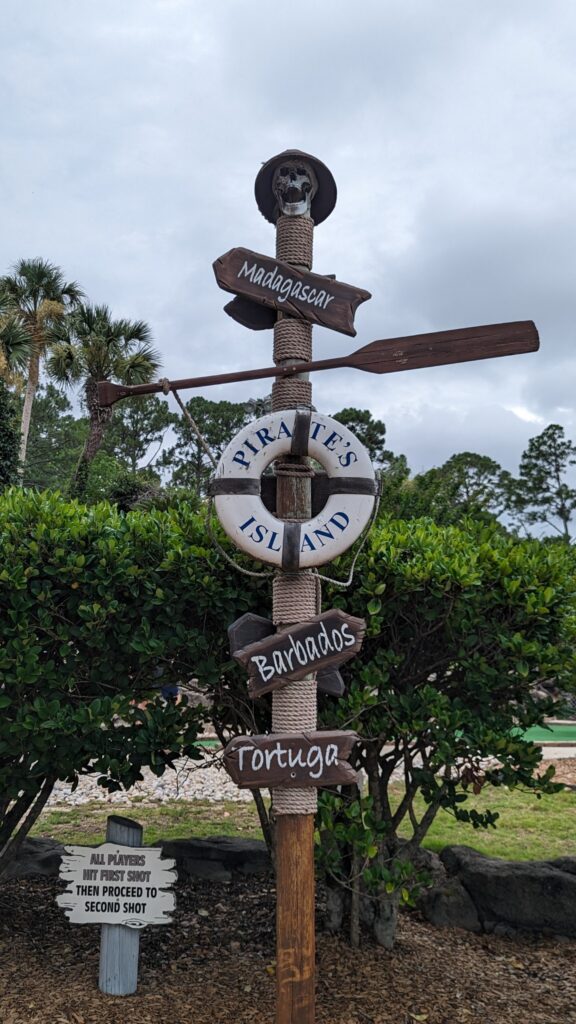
223;731;358;788
95;147;540;1024
233;610;365;698
213;247;371;337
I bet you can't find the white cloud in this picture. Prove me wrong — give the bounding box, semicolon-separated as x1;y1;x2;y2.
0;0;575;474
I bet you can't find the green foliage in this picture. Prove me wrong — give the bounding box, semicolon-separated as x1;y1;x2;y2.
0;490;245;877
96;466;162;512
46;303;160;498
0;258;84;465
510;424;576;542
102;396;174;474
23;383;87;490
0;380;20;488
311;517;575;944
331;407;389;466
160;396;251;494
382;451;512;527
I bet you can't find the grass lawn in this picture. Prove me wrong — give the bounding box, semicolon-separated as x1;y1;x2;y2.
32;782;574;861
31;797;263;846
397;785;575;861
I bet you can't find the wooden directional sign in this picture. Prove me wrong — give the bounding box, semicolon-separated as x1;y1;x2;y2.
224;295;277;331
228;612;275;654
315;667;345;698
213;247;371;337
56;843;176;928
233;609;365;699
223;730;358;788
224;274;338;331
228;612;348;697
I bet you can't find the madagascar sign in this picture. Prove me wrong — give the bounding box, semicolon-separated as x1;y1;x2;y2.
213;247;371;337
223;730;358;788
56;844;176;929
233;610;366;698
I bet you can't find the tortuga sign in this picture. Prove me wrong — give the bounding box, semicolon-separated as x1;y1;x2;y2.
213;247;371;337
223;730;358;788
56;844;176;929
234;610;366;699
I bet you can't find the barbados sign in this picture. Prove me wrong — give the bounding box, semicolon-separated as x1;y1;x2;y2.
233;610;366;699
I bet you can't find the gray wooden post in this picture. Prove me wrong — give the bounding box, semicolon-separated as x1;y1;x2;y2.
99;814;143;996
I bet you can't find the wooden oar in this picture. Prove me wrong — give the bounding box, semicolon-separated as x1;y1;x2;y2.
97;320;539;407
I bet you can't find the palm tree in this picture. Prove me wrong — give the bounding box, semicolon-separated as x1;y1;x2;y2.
0;296;32;384
0;258;83;467
47;303;161;497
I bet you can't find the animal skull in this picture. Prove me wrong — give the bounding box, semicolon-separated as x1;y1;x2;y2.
272;160;318;217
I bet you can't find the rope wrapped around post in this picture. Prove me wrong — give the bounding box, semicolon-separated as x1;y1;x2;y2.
271;212;319;817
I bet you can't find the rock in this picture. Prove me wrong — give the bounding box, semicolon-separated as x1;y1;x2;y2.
324;885;345;933
440;845;576;937
419;876;481;933
3;838;65;880
492;922;517;938
157;836;270;882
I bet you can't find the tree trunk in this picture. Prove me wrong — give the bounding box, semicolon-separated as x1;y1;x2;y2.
350;848;361;948
18;346;41;472
371;889;400;950
69;379;112;498
0;775;56;881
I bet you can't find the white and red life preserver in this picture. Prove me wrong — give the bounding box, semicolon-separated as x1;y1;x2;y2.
210;410;376;570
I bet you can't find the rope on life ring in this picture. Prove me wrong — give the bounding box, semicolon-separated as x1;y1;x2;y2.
209;410;376;570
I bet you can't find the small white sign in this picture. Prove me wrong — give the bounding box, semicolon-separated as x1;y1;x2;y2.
57;843;176;929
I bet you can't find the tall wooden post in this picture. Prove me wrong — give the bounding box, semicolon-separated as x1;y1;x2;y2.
255;151;337;1024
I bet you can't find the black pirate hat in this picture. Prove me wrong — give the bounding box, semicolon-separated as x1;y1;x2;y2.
254;149;337;225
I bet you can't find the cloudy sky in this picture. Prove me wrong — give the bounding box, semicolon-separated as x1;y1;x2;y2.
2;0;575;474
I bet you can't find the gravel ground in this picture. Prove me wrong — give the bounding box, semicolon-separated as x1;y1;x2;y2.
46;748;576;809
47;751;254;807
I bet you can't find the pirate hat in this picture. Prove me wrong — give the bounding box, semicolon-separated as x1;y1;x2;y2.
254;149;337;225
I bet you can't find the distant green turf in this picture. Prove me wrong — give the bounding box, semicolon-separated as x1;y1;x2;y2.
522;723;576;743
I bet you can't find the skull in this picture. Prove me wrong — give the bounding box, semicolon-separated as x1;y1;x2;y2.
272;160;318;217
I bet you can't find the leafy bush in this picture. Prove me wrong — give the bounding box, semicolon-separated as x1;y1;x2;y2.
316;516;575;946
0;489;262;877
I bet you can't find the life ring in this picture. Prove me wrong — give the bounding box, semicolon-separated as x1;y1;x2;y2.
210;409;376;570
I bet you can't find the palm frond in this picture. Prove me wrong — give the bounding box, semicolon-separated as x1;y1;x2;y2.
0;315;33;372
0;258;85;316
46;342;83;387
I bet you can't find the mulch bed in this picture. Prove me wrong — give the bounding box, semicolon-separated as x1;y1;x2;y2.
0;873;574;1024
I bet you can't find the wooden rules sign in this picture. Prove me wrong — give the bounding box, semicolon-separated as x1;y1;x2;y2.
213;247;371;337
233;609;366;699
223;730;359;788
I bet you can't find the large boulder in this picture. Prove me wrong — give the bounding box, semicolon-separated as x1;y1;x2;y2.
3;835;270;885
158;836;270;882
2;837;65;880
419;875;481;933
440;845;576;937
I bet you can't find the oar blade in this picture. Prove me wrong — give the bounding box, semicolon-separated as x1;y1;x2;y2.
350;320;539;375
97;381;130;407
